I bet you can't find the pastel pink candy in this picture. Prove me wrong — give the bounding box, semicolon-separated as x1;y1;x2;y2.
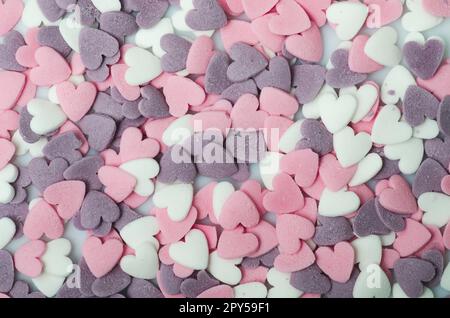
192;111;231;136
381;248;400;270
119;127;160;162
14;240;46;278
83;236;124;278
378;175;417;214
393;219;431;257
349;35;383;73
23;200;64;240
240;266;268;284
0;110;19;139
0;71;25;110
251;14;285;53
269;0;311;36
302;175;325;200
277;214;315;254
260;87;299;116
98;166;136;203
295;197;318;223
197;285;234;298
155;207;198;245
219;190;260;230
281;149;319;188
70;53;86;75
418;225;445;256
0;0;23;36
220;20;258;52
247;220;278;257
418;63;450;100
364;0;403;28
163;76;205;117
43;181;86;220
30;47;71;86
285;23;323;62
230;94;268;129
315;242;355;283
0;138;15;170
274;243;316;273
263;173;305;214
101;149;122;167
56;81;97;122
111;64;141;101
144;117;176;151
240;179;266;214
319;154;357;192
219;0;244;15
295;0;331;27
123;192;148;209
186;36;215;75
15;28;40;68
422;0;450;17
16;71;36;108
193;182;217;221
242;0;279;19
217;228;259;259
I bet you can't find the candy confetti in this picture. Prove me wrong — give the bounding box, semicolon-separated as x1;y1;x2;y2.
0;0;450;299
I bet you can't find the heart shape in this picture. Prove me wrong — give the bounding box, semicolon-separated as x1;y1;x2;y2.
318;188;361;217
419;192;450;228
269;0;311;36
353;264;391;298
125;47;162;86
39;238;73;277
280;149;319;188
227;42;268;82
185;0;228;31
393;258;436;298
326;1;368;40
23;199;64;240
120;216;159;250
119;127;160;162
28;158;68;193
230;94;268;129
169;229;209;270
285;23;323;63
120;158;160;197
83;236;124;278
353;199;390;237
334;127;372;168
43;131;83;164
403;38;444;80
402;0;443;32
163;76;205;117
129;0;168;29
43;180;86;220
0;0;24;36
220;190;260;230
139;85;171;119
79;190;121;230
313;216;354;246
78;114;116;151
30;47;71;86
319;93;358;133
186;35;215;75
296;0;331;27
56;81;97;122
364;26;401;66
372;104;413;145
292;64;326;104
382;65;416;105
79;28;119;70
263;173;305;214
379;175;417;214
384;137;424;175
276;214;315;254
217;228;259;259
160;33;192;73
153;183;194;222
260;87;299;117
316;242;355;283
14;239;46;278
404;85;439;127
207;251;242;285
27;98;67;136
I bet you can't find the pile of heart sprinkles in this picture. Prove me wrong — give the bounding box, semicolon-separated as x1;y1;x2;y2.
1;0;450;299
